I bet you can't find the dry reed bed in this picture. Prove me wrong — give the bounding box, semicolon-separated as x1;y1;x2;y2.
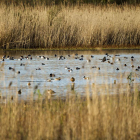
0;4;140;49
0;84;140;140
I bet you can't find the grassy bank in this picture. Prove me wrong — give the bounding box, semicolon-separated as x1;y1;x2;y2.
0;90;140;139
0;3;140;49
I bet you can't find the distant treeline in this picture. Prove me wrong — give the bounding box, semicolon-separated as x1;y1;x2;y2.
1;0;140;5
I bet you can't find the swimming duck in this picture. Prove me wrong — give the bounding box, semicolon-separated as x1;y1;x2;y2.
27;82;31;86
68;69;73;72
92;66;97;68
65;66;70;70
42;63;45;65
36;68;41;70
20;63;25;66
124;57;128;59
83;76;89;80
124;64;127;66
76;67;80;70
17;71;20;74
131;65;134;68
116;58;120;61
18;89;21;94
50;73;55;77
2;55;6;59
71;77;75;82
91;55;94;58
47;79;52;82
79;58;83;60
116;68;119;70
87;59;91;62
102;57;106;62
55;77;61;81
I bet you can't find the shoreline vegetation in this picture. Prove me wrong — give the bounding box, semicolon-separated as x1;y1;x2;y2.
0;2;140;50
0;90;140;139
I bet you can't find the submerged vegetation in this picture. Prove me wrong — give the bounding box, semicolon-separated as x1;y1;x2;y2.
0;3;140;49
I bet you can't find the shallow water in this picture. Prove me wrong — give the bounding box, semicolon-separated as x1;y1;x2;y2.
0;50;140;102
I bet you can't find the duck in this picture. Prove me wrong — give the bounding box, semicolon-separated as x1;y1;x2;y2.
55;77;61;81
2;55;6;59
65;66;70;70
116;68;119;70
92;66;97;68
36;68;41;70
76;67;80;70
20;63;25;66
46;89;55;94
131;65;134;68
47;79;52;82
50;73;55;77
87;59;91;62
116;58;120;61
124;57;128;59
71;77;75;82
83;76;89;80
124;64;127;66
42;63;45;65
79;58;83;60
17;71;20;74
91;55;94;58
18;89;21;94
46;57;49;60
27;82;31;86
68;69;73;72
98;67;100;70
102;57;106;62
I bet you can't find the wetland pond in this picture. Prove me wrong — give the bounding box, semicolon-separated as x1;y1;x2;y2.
0;50;140;102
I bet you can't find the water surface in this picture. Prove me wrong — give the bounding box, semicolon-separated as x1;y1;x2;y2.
0;50;140;102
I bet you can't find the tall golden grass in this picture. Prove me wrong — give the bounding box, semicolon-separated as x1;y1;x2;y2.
0;84;140;139
0;3;140;49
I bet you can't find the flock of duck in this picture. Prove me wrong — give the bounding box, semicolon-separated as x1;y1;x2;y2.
0;52;139;101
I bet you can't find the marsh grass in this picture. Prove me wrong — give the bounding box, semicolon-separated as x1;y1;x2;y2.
0;3;140;49
0;84;140;139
